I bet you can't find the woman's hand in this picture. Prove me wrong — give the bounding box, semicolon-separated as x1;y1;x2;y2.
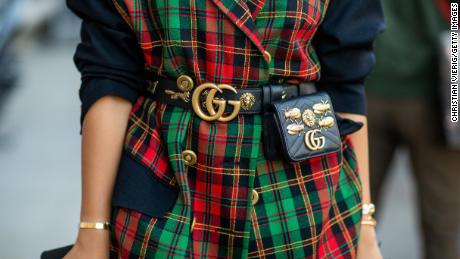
357;225;383;259
63;229;110;259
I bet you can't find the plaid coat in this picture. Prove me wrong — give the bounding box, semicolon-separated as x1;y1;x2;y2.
68;0;384;258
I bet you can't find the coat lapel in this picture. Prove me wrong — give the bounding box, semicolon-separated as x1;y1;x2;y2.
210;0;269;61
246;0;266;19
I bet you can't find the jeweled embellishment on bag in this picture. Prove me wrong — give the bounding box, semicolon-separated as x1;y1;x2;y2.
287;122;305;135
282;99;335;151
302;109;316;127
312;101;331;114
318;116;335;128
284;108;302;120
271;91;341;162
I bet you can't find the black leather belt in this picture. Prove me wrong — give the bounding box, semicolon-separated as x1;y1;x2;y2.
142;75;365;162
144;75;314;122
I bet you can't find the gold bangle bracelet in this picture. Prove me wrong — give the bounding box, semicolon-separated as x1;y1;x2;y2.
361;218;377;227
79;221;111;230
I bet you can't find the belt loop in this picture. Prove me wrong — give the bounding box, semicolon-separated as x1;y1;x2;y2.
262;85;271;110
261;84;279;160
299;82;317;96
270;85;284;102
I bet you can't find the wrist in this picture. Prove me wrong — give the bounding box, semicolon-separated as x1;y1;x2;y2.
76;220;111;244
77;228;110;246
359;225;378;245
74;229;110;258
360;202;377;227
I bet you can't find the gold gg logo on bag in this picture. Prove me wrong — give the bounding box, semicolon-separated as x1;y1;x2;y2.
284;100;334;151
305;129;326;150
271;92;342;162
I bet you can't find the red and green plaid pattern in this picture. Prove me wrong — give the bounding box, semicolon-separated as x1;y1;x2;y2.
112;0;329;87
108;0;363;258
109;97;362;258
249;136;362;258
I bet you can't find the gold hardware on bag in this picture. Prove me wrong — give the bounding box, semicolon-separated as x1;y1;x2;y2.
192;83;241;122
318;116;335;128
302;109;316;127
284;108;301;120
287;123;305;135
240;92;256;111
312;101;331;114
281;90;287;100
282;99;335;151
304;129;326;150
271;92;341;162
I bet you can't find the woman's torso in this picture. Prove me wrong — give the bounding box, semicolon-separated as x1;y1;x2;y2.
113;0;329;87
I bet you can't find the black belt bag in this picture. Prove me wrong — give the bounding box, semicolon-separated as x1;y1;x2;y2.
146;76;363;162
264;91;343;162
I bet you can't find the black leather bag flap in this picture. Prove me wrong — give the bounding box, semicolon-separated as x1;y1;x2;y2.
271;91;342;162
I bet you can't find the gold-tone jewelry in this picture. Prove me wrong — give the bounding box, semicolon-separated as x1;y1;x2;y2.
361;218;377;227
361;203;377;227
79;221;111;230
362;203;376;216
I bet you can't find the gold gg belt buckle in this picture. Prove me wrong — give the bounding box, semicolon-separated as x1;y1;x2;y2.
191;82;241;122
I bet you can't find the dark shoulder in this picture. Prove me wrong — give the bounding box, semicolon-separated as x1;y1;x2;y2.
66;0;129;30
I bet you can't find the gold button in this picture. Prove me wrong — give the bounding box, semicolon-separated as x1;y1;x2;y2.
191;216;196;232
177;75;194;92
251;189;259;206
264;50;272;63
182;150;197;166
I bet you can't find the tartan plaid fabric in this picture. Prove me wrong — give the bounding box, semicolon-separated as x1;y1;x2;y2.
112;0;328;87
108;0;363;258
109;96;362;258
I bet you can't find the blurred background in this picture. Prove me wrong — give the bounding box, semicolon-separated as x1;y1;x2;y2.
0;0;458;259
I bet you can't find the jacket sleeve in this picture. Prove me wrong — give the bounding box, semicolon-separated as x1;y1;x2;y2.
66;0;145;129
313;0;385;115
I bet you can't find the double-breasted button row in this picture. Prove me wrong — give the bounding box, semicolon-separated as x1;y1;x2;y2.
176;75;194;92
182;150;197;166
251;189;259;206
